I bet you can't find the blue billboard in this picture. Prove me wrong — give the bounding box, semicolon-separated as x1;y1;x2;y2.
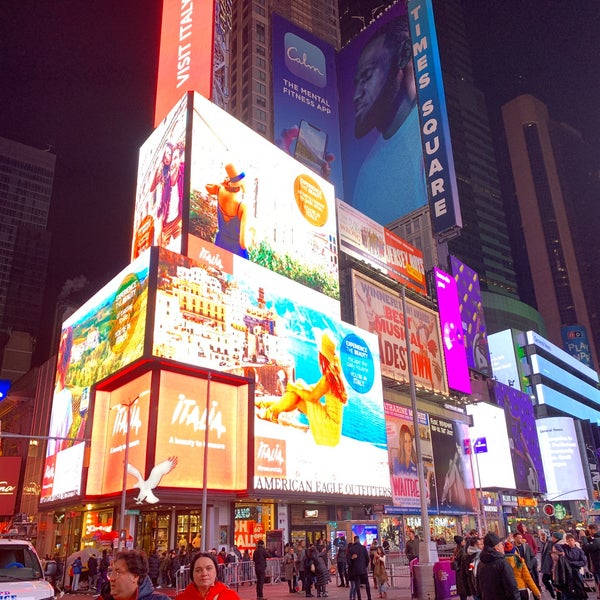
271;13;343;195
337;3;428;225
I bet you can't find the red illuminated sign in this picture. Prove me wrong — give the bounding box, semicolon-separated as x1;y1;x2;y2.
0;457;21;515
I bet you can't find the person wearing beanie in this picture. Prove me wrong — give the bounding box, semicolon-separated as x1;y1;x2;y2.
465;537;484;600
504;542;541;600
478;533;520;600
516;523;538;555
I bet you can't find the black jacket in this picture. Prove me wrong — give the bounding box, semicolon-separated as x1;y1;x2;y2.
583;532;600;572
348;542;369;576
477;547;520;600
253;544;269;573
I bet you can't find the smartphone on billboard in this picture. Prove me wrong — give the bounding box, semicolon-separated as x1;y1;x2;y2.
294;120;328;175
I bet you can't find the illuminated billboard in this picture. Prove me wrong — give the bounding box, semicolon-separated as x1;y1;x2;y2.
384;403;433;511
154;0;215;126
337;2;428;225
271;13;343;194
433;268;470;394
493;381;546;494
337;200;426;295
41;253;151;504
87;369;250;498
150;248;386;499
133;95;188;259
449;256;491;376
561;325;593;368
187;92;339;300
488;329;521;389
536;417;588;501
351;271;447;394
0;457;21;515
466;402;515;489
407;0;461;236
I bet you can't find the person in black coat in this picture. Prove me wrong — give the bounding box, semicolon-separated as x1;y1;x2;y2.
477;533;520;600
253;539;270;600
452;536;470;600
147;550;161;587
539;530;556;598
348;536;372;600
582;524;600;591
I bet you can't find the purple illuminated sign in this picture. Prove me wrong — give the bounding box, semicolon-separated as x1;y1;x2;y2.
434;267;471;393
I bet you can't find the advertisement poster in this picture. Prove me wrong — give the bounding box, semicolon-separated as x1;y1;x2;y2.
271;13;343;195
434;267;471;394
337;2;427;225
133;95;187;259
0;457;21;515
188;93;339;301
351;271;447;394
450;256;491;376
150;248;388;499
384;402;433;510
337;200;426;295
536;417;588;501
493;382;546;494
42;254;150;503
429;416;475;515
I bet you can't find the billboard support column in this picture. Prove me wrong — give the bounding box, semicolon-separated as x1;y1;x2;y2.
401;286;436;563
201;373;212;552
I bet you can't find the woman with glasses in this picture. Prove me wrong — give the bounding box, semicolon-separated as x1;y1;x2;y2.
107;550;169;600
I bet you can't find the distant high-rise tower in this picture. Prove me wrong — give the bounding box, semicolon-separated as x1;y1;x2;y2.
0;136;54;335
501;94;599;368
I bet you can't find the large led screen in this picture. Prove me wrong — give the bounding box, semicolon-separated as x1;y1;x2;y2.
154;0;214;126
41;253;150;504
188;93;339;300
450;256;491;376
536;417;588;501
493;381;546;494
434;268;471;394
337;200;426;295
337;2;427;225
351;271;447;394
271;13;343;195
151;248;387;498
466;402;515;490
0;457;21;515
87;373;152;497
133;95;188;259
488;330;520;389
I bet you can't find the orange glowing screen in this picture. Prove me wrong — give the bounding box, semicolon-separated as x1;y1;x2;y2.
155;371;249;490
154;0;215;127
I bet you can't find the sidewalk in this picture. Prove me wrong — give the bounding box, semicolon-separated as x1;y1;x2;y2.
65;577;412;600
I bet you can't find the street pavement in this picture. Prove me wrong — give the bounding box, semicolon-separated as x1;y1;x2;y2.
64;577;413;600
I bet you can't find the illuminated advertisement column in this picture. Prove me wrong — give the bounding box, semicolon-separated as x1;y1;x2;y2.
536;417;588;502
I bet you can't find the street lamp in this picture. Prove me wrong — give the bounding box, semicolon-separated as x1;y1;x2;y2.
118;390;149;551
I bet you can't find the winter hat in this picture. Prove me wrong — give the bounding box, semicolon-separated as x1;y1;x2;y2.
516;523;525;534
504;542;515;554
551;531;563;541
483;532;502;548
454;535;464;545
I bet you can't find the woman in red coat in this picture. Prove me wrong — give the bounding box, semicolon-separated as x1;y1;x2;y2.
176;553;240;600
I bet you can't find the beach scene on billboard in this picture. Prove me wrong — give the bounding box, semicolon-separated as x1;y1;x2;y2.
132;94;187;259
352;271;447;394
151;248;388;498
384;402;434;511
337;2;427;225
187;92;339;300
42;254;150;503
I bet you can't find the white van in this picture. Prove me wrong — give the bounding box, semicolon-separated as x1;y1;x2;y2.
0;537;55;600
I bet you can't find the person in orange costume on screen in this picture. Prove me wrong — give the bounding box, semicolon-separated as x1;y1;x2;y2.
206;163;251;259
256;330;348;446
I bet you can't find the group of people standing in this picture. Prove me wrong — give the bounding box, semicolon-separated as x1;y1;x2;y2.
450;523;600;600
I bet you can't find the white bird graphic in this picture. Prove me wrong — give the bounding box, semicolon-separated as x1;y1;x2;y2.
126;456;178;504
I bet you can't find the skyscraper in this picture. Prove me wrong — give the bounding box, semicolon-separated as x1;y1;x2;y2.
0;137;54;379
501;94;599;368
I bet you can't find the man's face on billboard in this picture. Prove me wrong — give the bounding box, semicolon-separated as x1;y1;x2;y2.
353;35;397;139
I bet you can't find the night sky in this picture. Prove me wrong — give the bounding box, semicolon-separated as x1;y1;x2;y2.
1;1;598;362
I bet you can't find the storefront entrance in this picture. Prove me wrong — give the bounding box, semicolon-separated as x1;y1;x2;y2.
291;526;327;546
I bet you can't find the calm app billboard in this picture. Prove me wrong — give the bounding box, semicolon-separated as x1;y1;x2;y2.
337;2;428;225
434;267;471;394
271;14;343;194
